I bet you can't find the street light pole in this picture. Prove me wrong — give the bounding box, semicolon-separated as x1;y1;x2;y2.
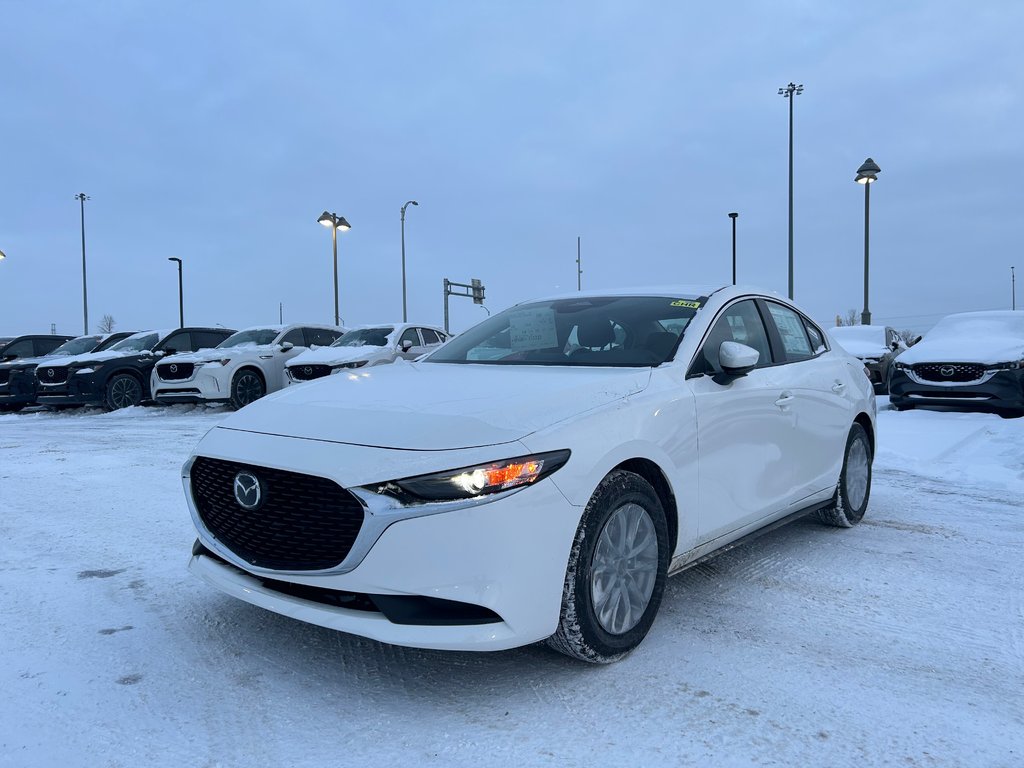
400;200;418;322
855;158;881;326
75;193;91;333
167;258;183;327
778;83;803;300
577;236;582;291
317;211;352;326
728;213;739;285
1012;266;1017;310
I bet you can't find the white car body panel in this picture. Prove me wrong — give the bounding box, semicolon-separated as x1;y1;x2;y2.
183;285;875;653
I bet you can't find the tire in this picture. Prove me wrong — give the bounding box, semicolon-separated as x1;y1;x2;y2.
230;369;265;410
104;373;143;410
817;423;872;528
547;470;669;663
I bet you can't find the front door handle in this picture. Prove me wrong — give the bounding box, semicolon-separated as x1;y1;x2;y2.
775;392;794;407
832;381;846;393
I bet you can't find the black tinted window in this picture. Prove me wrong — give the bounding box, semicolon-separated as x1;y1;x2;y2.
2;340;35;360
803;319;827;356
34;338;68;356
160;332;192;353
399;329;421;347
281;329;305;346
195;331;231;349
305;328;343;347
420;328;442;345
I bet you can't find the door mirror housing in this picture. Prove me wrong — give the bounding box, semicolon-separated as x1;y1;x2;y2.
280;341;294;351
719;341;759;377
400;339;414;353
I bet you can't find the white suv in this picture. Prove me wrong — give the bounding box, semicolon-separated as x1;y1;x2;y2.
153;323;344;408
285;323;449;385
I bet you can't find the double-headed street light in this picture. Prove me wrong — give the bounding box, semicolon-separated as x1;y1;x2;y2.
167;257;183;327
855;158;881;326
400;200;418;322
317;211;352;326
778;82;803;300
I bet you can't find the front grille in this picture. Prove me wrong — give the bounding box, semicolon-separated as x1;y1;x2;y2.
289;364;331;381
190;456;364;571
913;363;986;383
157;362;195;380
0;370;8;385
37;366;69;385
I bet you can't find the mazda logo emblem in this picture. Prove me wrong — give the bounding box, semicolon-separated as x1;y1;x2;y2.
940;365;955;377
304;366;312;375
47;368;54;377
233;471;263;511
169;364;178;373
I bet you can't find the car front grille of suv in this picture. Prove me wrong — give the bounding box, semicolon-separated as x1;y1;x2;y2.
189;456;365;571
289;364;332;381
913;363;986;383
157;362;195;380
36;366;69;385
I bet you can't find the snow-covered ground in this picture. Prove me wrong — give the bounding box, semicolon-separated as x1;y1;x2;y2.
1;401;1022;767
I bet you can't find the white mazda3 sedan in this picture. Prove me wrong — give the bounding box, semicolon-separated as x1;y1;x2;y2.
184;286;876;662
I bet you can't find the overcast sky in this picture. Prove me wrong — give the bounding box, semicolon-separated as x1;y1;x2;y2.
2;1;1022;338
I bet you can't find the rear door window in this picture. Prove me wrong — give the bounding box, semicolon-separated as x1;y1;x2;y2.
766;303;813;361
161;332;193;354
420;328;443;345
305;327;343;347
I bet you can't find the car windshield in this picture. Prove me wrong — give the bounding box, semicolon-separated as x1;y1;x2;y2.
49;335;104;356
927;313;1024;340
110;332;161;352
425;295;701;367
332;327;395;347
218;328;280;348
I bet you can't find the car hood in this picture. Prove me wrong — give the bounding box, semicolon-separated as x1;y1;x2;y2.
897;336;1024;366
1;353;69;371
287;344;392;366
166;345;278;364
56;349;147;367
218;361;652;450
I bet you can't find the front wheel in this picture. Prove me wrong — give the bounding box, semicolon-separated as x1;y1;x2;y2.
547;470;669;663
817;423;872;528
229;369;265;410
104;373;143;410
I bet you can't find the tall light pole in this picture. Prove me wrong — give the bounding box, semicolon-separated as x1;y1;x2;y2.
317;211;351;326
855;158;881;325
1012;266;1017;310
75;193;91;333
728;212;739;285
400;200;418;322
167;257;183;327
577;236;582;291
778;82;803;299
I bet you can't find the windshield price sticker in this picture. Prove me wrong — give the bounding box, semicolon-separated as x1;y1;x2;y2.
670;299;702;309
509;309;559;350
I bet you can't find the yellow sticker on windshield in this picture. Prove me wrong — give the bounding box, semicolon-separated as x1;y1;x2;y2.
670;299;702;309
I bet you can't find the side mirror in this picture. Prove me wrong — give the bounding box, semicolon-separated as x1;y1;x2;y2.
719;341;759;377
910;335;922;347
280;341;294;351
159;349;173;357
400;339;414;352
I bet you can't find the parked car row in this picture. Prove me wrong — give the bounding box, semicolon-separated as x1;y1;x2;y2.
828;311;1024;417
0;322;450;413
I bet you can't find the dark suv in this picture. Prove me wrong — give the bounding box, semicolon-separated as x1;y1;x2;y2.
0;332;134;412
36;327;235;410
1;334;74;363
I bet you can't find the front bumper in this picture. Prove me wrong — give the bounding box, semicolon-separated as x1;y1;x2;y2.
153;366;231;404
36;371;106;406
0;367;38;407
184;430;582;651
889;368;1024;411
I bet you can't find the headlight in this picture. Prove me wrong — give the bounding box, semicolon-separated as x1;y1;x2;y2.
894;362;911;371
371;450;571;503
73;363;104;375
199;359;231;367
988;360;1024;371
332;360;368;371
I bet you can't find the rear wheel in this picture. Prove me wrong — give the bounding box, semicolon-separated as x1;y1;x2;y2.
547;470;669;663
230;369;265;410
817;423;872;528
104;374;143;410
